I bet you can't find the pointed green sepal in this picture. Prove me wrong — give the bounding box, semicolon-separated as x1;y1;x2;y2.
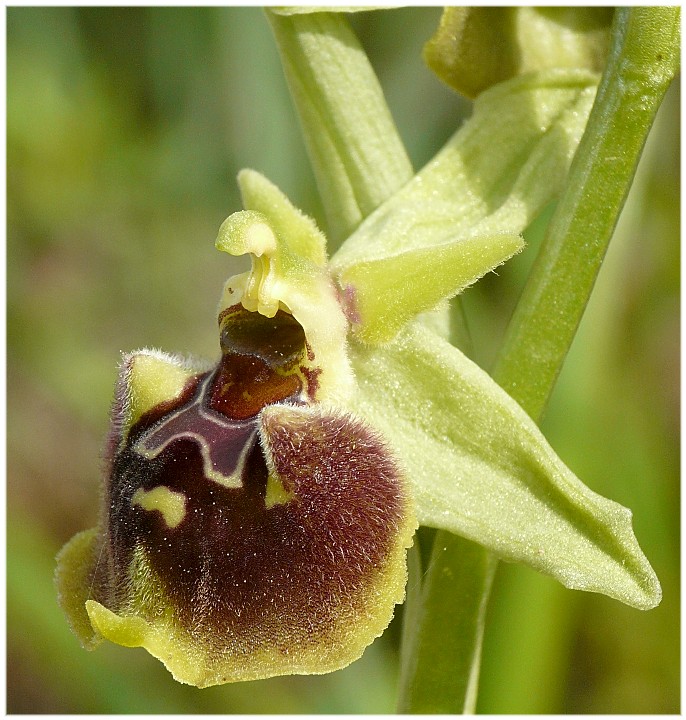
345;324;661;610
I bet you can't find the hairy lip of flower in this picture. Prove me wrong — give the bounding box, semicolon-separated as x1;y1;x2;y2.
56;287;416;687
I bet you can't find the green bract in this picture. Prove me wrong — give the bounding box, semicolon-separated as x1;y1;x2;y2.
424;7;613;99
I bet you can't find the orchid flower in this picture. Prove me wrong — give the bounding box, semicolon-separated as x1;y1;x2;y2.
55;8;667;691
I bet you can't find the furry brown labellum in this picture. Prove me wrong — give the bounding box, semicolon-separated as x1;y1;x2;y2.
56;304;416;687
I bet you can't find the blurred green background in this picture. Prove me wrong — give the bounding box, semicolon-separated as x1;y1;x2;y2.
7;7;679;714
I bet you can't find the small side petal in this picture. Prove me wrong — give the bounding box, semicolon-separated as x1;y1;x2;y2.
346;324;661;610
331;70;598;344
339;233;524;344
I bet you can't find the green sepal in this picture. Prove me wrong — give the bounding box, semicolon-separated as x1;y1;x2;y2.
237;168;327;267
425;7;613;99
345;323;661;610
331;70;598;345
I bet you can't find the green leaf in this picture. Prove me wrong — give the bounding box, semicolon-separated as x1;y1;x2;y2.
266;10;413;244
425;7;613;99
331;69;598;343
347;323;661;610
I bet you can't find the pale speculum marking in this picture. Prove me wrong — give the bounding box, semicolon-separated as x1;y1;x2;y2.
131;486;187;528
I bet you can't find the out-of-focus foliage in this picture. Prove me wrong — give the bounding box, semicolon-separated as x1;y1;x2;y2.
7;7;678;713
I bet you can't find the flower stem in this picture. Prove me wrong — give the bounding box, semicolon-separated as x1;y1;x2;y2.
397;535;497;713
492;6;680;415
399;7;679;714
